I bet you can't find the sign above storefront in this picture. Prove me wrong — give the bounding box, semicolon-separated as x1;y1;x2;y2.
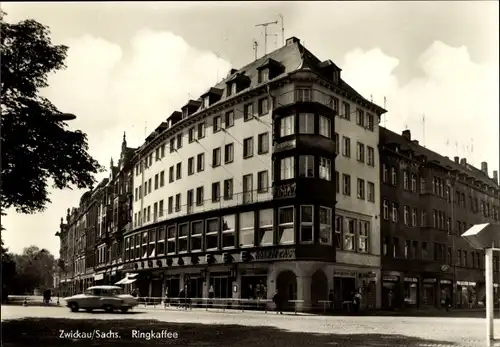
404;277;418;283
255;248;296;261
334;270;357;278
423;278;437;284
440;280;452;284
382;275;399;282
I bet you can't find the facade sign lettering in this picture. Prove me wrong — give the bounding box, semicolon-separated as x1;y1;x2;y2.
273;183;297;199
255;248;296;261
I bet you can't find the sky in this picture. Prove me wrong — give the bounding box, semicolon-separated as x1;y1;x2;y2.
2;1;499;256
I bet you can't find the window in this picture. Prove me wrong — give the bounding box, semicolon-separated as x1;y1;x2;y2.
243;174;253;204
196;186;204;206
258;97;269;115
212;182;221;202
319;207;332;245
297;88;311;101
404;206;410;225
278;206;294;244
176;133;183;149
421;210;427;226
224;179;233;200
225;110;234;128
154;174;159;190
411;174;417;192
190;221;203;252
356;108;364;126
188;127;195;143
197;153;204;172
299;155;314;177
367;182;375;202
299;113;314;134
357;142;365;162
169;138;175;153
197;122;205;139
206;219;219;250
186;157;194;175
259;69;269;83
155;148;160;161
160;144;165;158
175;193;181;212
344;218;356;251
153;202;158;222
335;171;340;193
144;181;148;196
212;148;221;167
403;172;409;190
258;209;274;246
300;205;314;243
224;143;234;163
342;102;351;120
319;116;331;138
239;211;254;247
358;221;369;252
391;167;397;185
319;157;331;180
334;133;339;154
222;215;236;248
187;189;194;212
148;178;152;194
367;147;374;166
391;202;398;222
168;196;173;214
333;97;339;113
160;171;165;187
357;178;365;199
257;171;268;193
178;223;188;252
280;115;295;137
342;137;351;157
243;103;253;121
159;200;164;217
342;174;351;195
382;164;388;183
257;133;269;154
280;157;295;180
412;207;417;226
243;137;254;158
213;116;222;133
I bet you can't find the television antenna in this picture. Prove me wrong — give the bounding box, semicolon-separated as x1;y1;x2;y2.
278;14;284;47
255;20;278;55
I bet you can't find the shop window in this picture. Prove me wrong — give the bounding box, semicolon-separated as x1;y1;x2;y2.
222;215;236;249
278;206;294;244
178;223;188;253
157;227;165;256
191;221;203;252
239;211;254;247
206;218;219;250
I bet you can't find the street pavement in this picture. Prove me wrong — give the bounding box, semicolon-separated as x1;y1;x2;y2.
3;304;500;346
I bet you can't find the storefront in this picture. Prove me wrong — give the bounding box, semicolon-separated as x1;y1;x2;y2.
333;270;356;309
456;281;477;308
164;275;180;298
439;279;453;308
422;278;437;307
403;277;419;308
241;275;268;300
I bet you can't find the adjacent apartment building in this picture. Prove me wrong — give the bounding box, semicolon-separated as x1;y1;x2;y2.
117;36;385;311
379;127;500;310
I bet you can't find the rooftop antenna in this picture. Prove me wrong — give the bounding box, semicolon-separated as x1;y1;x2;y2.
370;94;373;102
278;14;284;47
255;20;278;55
252;39;258;60
383;96;387;128
422;114;426;148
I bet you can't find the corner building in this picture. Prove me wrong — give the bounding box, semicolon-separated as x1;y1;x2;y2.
122;36;385;311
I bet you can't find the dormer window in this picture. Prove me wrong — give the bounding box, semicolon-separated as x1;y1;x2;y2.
333;70;340;84
231;82;237;95
203;96;210;109
259;68;269;83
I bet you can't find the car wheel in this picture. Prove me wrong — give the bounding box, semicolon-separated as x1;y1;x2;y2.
121;307;129;313
69;302;79;312
104;305;114;313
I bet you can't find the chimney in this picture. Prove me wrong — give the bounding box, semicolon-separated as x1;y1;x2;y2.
454;156;459;163
402;130;411;141
286;37;300;46
460;158;467;166
481;161;488;175
493;170;498;184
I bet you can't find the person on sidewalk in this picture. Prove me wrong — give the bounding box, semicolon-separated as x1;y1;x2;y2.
273;290;283;314
208;285;215;308
328;290;334;312
445;295;451;312
353;290;361;314
164;287;169;308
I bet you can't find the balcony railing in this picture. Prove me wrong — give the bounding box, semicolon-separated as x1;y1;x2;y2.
136;189;272;229
274;89;335;110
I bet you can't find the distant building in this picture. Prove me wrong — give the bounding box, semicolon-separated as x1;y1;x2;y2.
379;127;500;309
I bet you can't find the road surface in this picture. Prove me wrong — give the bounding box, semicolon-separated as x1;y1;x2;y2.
2;305;500;346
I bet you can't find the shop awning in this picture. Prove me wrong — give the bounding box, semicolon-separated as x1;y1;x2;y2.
122;278;137;285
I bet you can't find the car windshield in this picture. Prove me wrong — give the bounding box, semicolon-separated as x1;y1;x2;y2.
85;288;123;296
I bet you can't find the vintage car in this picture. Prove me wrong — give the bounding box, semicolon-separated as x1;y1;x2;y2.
65;285;138;313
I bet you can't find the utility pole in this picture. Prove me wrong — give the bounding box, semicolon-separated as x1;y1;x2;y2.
279;14;284;47
255;20;278;55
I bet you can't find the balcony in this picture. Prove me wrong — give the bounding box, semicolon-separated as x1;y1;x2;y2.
273;89;336;116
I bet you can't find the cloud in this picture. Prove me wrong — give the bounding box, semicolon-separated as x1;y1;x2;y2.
2;30;232;254
341;41;499;173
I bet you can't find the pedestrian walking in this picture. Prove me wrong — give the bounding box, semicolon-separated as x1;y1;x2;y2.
353;290;361;313
273;290;283;314
164;287;169;307
208;285;215;308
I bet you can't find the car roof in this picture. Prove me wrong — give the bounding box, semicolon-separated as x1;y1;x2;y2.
86;285;122;291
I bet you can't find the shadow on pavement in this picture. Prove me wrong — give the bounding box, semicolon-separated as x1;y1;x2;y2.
2;318;459;347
